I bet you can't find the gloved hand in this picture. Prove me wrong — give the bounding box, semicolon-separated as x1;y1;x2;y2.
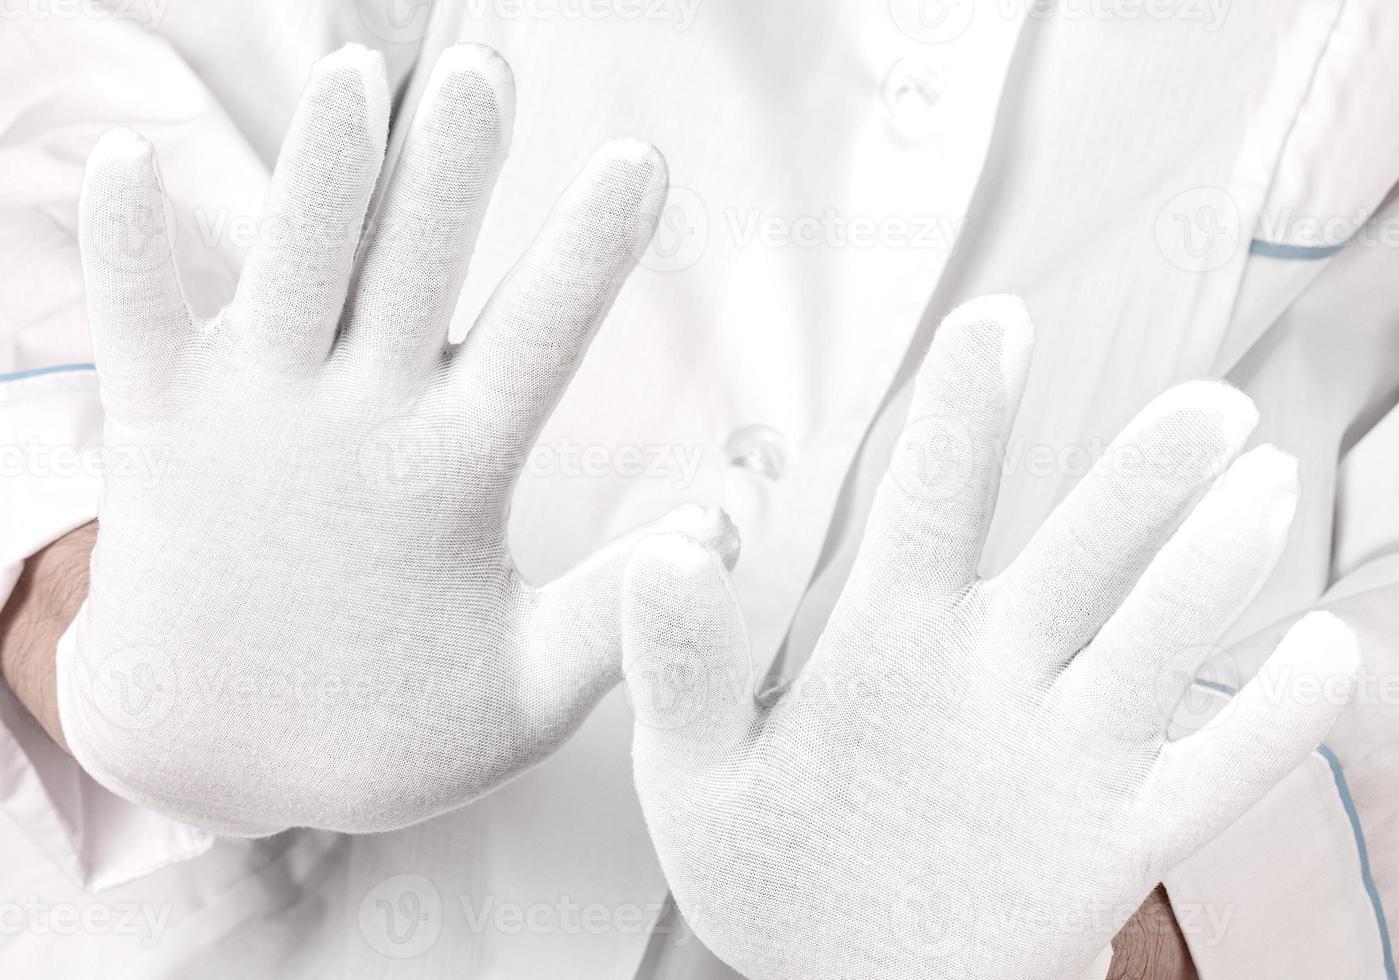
621;295;1359;979
58;43;734;835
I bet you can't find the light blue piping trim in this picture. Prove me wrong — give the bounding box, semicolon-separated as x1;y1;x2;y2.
1194;678;1236;697
0;363;96;384
1249;239;1348;260
1316;744;1398;980
1190;679;1395;978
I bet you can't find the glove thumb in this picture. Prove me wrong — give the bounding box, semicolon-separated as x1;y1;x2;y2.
622;532;758;788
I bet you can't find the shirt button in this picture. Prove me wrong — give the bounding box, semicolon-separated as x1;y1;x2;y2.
725;425;788;481
881;58;942;143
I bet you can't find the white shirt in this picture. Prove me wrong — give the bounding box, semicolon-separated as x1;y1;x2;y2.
1;1;1397;977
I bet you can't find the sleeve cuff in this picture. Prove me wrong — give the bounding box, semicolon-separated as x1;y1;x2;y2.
1163;745;1392;979
0;366;104;570
0;371;215;891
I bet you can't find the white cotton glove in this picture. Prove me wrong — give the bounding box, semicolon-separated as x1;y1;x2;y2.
621;296;1360;980
57;43;735;836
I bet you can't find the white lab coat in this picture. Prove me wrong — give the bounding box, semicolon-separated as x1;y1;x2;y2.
1;0;1396;976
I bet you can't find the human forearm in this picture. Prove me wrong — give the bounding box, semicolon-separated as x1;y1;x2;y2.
1109;887;1198;980
0;520;95;750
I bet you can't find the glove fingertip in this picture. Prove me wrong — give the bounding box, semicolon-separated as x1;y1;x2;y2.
940;293;1035;352
1273;610;1361;695
622;530;743;662
626;531;726;593
1130;378;1260;457
308;43;390;146
89;126;156;169
585;138;670;241
425;42;517;150
647;504;742;570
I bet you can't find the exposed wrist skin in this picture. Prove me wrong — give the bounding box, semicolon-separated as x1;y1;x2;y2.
1109;885;1199;980
0;520;97;750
